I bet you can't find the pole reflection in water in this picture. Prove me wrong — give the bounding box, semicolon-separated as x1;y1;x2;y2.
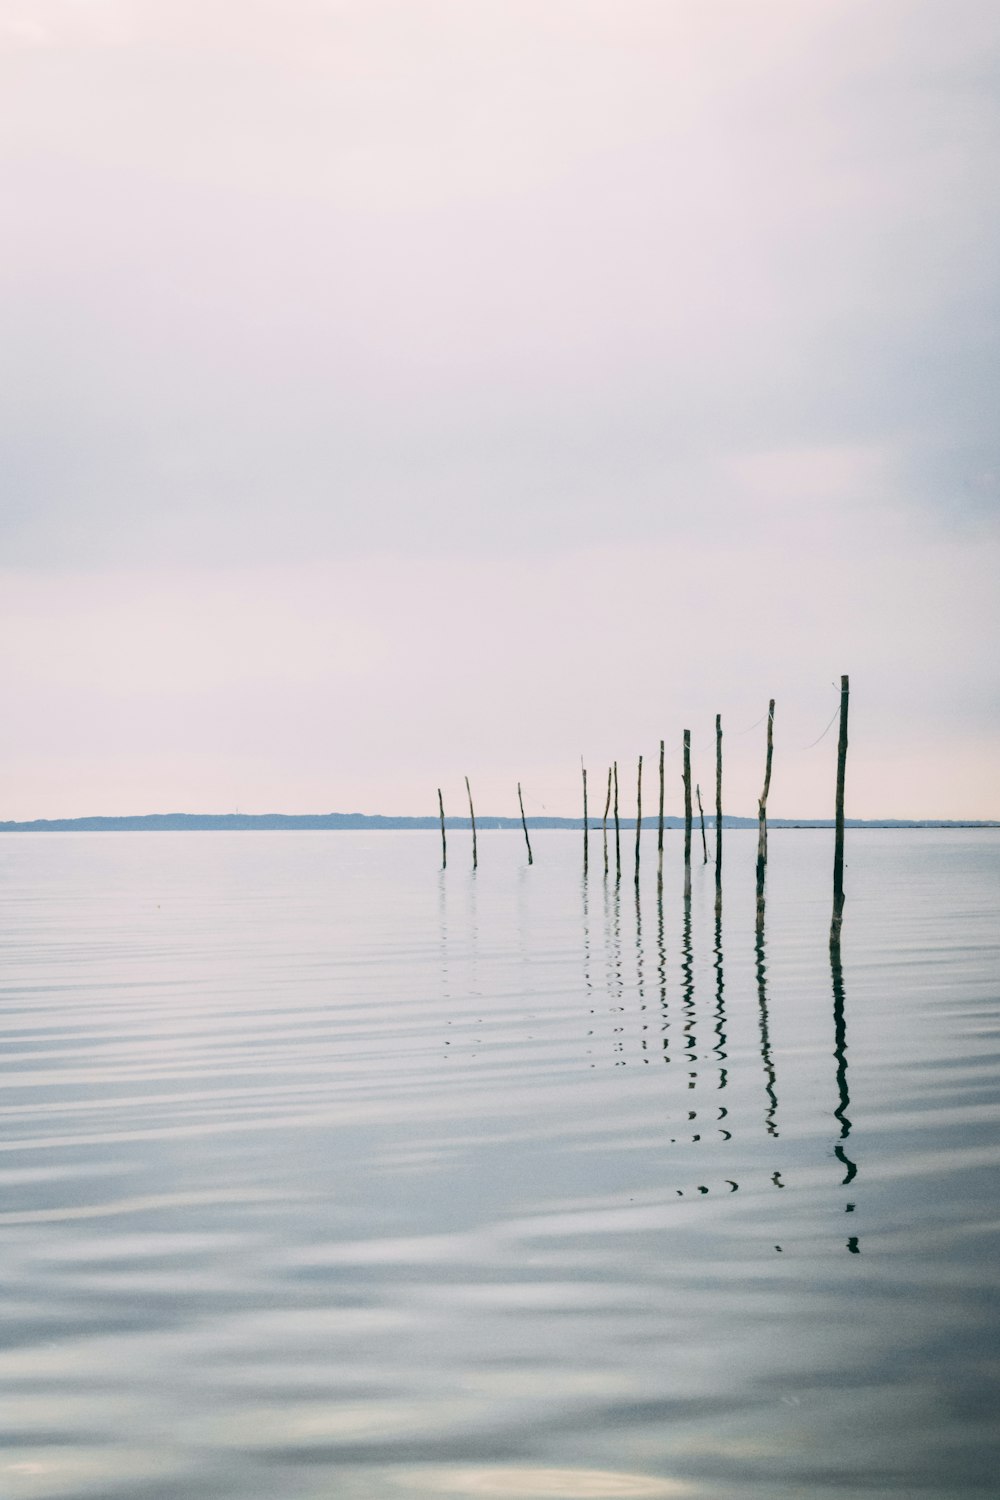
604;870;625;1064
712;900;728;1094
634;882;648;1062
681;889;697;1088
754;918;780;1136
831;938;859;1213
656;880;670;1063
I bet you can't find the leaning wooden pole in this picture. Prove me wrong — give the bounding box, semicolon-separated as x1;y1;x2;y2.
465;775;478;870
682;731;692;896
657;739;665;883
613;760;621;881
696;783;708;864
602;767;612;877
755;700;775;930
517;782;533;866
437;788;447;870
634;755;643;887
830;675;850;948
582;764;589;875
715;714;723;894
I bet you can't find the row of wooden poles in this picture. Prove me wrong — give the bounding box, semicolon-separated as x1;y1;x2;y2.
438;676;850;948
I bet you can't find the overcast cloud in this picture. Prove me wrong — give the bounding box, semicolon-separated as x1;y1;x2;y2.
1;0;997;819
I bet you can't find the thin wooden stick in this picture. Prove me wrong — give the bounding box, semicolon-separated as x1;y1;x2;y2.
602;766;611;877
830;675;850;948
437;787;447;870
696;783;708;863
634;755;643;887
582;763;589;875
657;738;665;882
682;731;692;897
465;775;477;870
517;782;533;866
715;714;722;892
613;760;620;881
755;700;775;931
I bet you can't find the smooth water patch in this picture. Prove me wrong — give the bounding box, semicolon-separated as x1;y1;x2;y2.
0;830;998;1499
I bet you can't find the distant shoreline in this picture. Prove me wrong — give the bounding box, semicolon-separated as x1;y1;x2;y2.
1;814;996;833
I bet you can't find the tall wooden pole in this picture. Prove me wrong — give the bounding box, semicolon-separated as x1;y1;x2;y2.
657;738;665;883
465;775;478;871
582;764;589;875
634;755;643;887
830;675;850;948
437;788;447;870
715;714;722;895
613;760;621;881
602;767;612;877
517;782;533;866
696;783;708;864
682;730;692;897
755;700;775;931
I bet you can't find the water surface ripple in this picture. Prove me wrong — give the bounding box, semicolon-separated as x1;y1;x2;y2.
1;829;998;1499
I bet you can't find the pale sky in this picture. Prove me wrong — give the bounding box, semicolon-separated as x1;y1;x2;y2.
1;0;998;820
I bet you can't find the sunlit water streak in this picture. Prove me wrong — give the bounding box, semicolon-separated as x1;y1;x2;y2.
0;829;998;1500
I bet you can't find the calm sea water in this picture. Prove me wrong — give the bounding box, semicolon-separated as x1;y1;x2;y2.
1;829;998;1500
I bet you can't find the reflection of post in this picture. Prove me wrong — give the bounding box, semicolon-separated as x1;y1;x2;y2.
437;788;447;870
830;675;850;949
681;885;696;1074
634;881;647;1061
465;776;478;870
756;701;775;933
613;761;621;883
754;924;779;1136
656;879;669;1063
831;941;857;1188
712;899;727;1092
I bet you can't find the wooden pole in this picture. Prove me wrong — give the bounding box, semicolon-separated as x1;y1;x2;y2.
696;783;708;864
437;788;447;870
682;730;692;896
715;714;722;894
756;700;775;930
634;755;643;887
517;782;533;866
582;763;589;875
613;760;621;881
657;739;665;883
465;775;478;870
830;675;850;948
602;766;612;877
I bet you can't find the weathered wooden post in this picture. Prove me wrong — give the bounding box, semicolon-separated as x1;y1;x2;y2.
582;763;589;875
830;675;850;948
696;783;708;864
465;775;478;870
613;761;621;881
755;700;775;931
634;755;643;887
602;767;612;877
517;782;533;866
682;731;692;897
657;738;665;884
715;714;722;903
438;788;447;870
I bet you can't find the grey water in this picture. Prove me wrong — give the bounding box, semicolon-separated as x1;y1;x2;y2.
1;829;998;1500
